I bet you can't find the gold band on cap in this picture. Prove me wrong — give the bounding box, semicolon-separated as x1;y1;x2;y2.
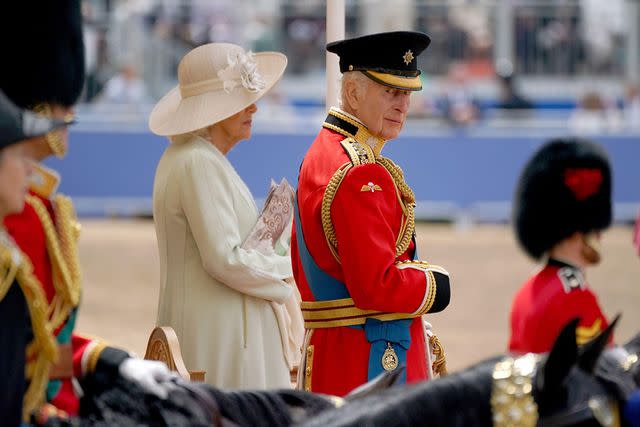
363;70;422;91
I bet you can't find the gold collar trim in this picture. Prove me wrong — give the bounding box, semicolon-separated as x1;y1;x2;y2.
323;107;386;157
29;163;61;199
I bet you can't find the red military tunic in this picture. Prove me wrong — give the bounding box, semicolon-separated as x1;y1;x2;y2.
509;259;610;354
4;165;126;416
292;108;450;396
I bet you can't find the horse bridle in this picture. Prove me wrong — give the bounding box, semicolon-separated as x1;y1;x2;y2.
537;396;619;427
490;353;622;427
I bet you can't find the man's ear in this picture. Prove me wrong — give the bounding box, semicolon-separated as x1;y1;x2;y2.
342;78;360;112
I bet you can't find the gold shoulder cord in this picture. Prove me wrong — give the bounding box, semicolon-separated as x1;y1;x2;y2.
321;144;416;263
25;194;81;330
321;162;353;261
1;242;58;421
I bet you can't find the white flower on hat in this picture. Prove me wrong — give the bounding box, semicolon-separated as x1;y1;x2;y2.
217;50;266;94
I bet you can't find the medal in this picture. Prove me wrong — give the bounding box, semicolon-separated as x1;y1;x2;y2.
382;342;399;371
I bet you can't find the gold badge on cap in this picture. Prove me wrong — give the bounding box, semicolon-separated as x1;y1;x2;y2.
403;50;414;65
382;343;399;371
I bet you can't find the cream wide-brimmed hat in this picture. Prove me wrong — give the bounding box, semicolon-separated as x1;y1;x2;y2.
149;43;287;136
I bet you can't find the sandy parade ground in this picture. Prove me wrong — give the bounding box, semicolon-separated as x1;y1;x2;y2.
75;219;640;374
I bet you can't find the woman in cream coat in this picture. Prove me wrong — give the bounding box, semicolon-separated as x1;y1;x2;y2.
149;43;303;389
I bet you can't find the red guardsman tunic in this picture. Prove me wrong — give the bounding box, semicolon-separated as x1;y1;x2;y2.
509;259;610;354
4;165;127;417
291;108;451;396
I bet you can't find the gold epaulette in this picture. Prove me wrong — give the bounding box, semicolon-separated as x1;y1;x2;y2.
320;140;416;263
340;137;376;166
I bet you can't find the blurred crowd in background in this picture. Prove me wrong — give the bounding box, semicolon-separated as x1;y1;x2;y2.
80;0;640;133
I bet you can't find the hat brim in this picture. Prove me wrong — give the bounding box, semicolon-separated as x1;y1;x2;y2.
149;52;287;136
363;70;422;91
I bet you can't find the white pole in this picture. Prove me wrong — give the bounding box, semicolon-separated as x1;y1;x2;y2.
326;0;345;111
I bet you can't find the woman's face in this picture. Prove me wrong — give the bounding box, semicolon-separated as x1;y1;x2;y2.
212;103;258;145
0;142;33;217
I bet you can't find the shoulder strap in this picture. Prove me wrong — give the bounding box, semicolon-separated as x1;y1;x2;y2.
340;137;376;166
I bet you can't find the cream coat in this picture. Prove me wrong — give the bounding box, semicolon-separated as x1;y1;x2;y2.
153;134;299;389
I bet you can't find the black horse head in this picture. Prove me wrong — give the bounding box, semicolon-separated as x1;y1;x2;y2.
297;317;626;427
531;316;621;427
39;318;636;427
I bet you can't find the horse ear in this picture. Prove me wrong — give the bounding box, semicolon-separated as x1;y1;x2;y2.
578;314;620;373
538;318;580;392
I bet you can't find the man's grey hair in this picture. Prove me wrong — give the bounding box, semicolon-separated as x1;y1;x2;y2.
338;71;370;108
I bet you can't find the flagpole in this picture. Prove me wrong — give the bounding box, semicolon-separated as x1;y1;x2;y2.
326;0;345;111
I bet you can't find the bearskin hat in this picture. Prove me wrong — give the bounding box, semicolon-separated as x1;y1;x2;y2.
0;0;85;109
513;138;612;259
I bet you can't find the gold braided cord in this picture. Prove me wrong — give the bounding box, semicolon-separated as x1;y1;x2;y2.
321;163;352;262
320;156;417;261
430;334;448;377
376;156;415;204
25;195;81;309
376;157;415;256
396;203;415;256
0;248;19;300
53;195;82;302
11;251;58;421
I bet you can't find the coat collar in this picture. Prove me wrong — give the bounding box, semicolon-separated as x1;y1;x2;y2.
322;107;386;157
29;162;60;199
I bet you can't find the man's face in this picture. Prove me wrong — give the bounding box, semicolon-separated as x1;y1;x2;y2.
356;79;412;140
0;142;33;216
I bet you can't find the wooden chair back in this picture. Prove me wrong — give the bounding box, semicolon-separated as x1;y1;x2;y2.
144;326;206;382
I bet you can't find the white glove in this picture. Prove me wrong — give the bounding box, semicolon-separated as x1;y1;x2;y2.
118;358;176;399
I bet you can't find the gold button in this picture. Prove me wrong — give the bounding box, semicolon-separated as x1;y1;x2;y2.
306;366;312;376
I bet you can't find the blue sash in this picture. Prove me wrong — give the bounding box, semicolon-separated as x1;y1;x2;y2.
294;195;418;382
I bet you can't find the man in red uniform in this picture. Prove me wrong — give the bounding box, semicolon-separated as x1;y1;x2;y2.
291;31;451;396
509;138;612;354
1;1;173;420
